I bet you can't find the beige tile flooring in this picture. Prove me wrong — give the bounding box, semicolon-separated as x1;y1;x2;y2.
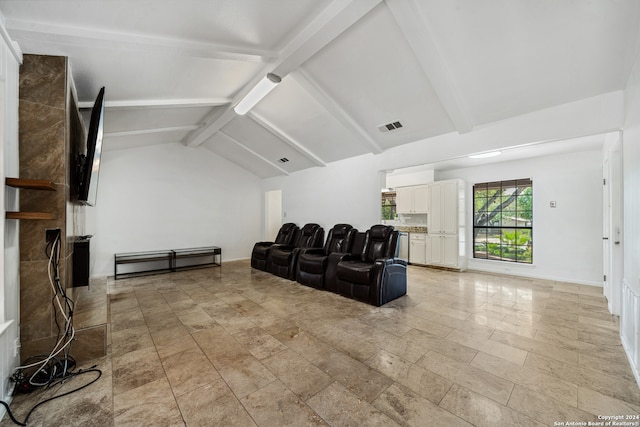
3;260;639;426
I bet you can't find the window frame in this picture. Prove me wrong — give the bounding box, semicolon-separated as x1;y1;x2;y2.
472;178;533;264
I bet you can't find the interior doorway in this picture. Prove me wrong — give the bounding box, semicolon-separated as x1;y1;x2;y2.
603;131;623;315
264;190;282;241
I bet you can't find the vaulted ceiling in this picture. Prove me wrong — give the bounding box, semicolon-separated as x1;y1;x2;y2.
1;0;639;178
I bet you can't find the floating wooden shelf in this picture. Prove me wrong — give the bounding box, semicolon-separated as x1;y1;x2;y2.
5;177;56;220
6;212;54;220
5;177;56;191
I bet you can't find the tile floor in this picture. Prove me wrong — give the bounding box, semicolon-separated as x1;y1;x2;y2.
2;260;639;426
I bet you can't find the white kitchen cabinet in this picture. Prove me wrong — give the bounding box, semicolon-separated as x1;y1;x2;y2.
409;233;427;264
396;185;428;214
426;234;458;268
427;181;458;234
426;179;466;270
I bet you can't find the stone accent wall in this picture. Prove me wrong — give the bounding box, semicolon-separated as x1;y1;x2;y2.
18;54;104;363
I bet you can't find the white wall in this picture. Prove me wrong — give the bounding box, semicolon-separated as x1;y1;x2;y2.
263;154;383;233
87;142;262;277
437;150;604;285
621;33;640;384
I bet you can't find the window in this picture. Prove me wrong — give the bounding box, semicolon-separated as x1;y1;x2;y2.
381;191;397;221
473;179;532;263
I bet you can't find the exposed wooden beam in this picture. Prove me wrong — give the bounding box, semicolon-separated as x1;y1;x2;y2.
184;0;382;148
216;131;290;176
248;112;326;168
386;0;474;133
6;18;274;62
292;69;383;154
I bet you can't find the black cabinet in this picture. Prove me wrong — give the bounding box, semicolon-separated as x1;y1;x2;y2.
73;236;91;287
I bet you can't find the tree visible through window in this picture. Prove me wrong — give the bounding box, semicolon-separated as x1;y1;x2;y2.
381;191;397;221
473;179;533;263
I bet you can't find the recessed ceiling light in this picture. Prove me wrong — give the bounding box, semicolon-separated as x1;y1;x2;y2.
468;151;502;159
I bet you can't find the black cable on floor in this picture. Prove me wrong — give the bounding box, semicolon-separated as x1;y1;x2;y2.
0;367;102;426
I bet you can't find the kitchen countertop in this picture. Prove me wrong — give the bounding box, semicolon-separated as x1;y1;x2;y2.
395;226;428;233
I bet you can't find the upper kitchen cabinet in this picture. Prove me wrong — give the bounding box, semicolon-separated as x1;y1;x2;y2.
396;185;428;214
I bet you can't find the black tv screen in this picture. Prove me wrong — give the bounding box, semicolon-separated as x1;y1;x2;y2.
78;87;105;206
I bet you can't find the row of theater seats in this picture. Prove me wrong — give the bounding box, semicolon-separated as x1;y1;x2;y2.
250;223;407;307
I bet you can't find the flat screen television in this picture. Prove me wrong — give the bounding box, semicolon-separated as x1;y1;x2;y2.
77;87;105;206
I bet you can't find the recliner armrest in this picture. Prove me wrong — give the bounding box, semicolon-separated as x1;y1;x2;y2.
325;252;353;292
299;247;325;257
336;253;360;263
375;257;407;267
371;257;407;306
270;244;296;251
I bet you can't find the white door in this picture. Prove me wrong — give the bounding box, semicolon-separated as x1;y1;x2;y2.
265;190;282;241
603;156;612;309
602;132;623;315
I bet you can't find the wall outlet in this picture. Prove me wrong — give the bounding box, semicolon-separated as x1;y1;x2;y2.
13;338;20;358
45;228;61;243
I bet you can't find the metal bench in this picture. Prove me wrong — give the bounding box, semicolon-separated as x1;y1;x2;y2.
114;246;221;279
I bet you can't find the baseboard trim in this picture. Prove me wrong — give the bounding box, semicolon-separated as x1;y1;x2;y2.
466;265;603;287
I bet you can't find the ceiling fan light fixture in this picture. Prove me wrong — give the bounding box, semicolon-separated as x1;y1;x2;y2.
468;150;502;159
233;73;282;115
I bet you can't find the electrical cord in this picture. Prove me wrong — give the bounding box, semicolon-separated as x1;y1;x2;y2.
0;232;102;425
0;367;102;426
13;234;76;386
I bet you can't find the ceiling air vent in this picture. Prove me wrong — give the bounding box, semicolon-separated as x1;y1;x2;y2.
279;157;289;163
378;121;403;133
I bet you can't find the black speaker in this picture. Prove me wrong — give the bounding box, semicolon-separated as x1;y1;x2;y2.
72;236;91;287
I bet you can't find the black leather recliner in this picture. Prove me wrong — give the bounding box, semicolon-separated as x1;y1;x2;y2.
250;223;298;271
268;223;324;280
296;224;355;289
334;225;407;306
324;230;366;294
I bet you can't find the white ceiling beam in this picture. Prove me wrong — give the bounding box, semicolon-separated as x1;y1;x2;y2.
105;125;200;138
184;109;237;148
386;0;474;133
184;0;382;148
6;18;274;62
247;112;326;168
217;131;290;176
79;98;231;109
292;69;383;154
272;0;382;77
